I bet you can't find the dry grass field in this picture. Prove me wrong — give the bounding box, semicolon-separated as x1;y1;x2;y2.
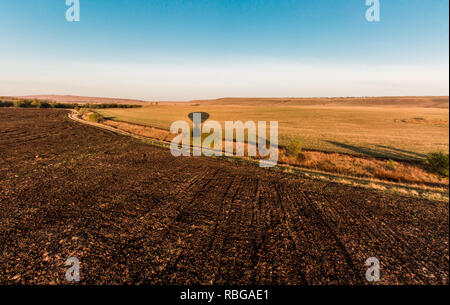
96;97;449;160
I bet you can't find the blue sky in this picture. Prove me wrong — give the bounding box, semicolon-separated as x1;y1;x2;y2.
0;0;448;100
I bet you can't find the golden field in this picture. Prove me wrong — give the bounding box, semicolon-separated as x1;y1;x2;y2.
96;97;449;161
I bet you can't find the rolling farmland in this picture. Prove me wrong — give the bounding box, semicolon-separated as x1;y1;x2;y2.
96;97;449;160
0;108;448;284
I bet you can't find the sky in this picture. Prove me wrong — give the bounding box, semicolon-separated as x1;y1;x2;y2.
0;0;448;100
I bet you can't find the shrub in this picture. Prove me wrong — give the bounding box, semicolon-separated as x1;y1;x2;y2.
387;159;396;170
0;100;13;107
285;138;303;158
39;101;51;108
31;100;41;108
78;108;88;115
88;113;104;123
426;152;449;177
13;100;32;108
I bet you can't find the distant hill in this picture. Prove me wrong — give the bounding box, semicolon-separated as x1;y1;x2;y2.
18;95;151;105
14;95;449;108
187;96;449;108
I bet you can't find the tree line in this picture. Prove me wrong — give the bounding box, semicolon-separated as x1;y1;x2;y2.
0;98;142;109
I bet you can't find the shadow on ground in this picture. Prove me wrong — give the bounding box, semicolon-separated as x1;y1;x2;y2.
325;140;426;161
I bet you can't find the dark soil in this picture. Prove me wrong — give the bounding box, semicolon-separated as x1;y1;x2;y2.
0;109;448;284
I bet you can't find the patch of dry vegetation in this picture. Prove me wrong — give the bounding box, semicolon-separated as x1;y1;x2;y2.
88;112;104;123
103;120;176;142
278;150;447;186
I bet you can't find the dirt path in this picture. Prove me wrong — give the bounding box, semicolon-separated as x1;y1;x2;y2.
0;109;448;284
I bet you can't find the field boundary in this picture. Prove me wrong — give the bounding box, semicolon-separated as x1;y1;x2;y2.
68;110;449;202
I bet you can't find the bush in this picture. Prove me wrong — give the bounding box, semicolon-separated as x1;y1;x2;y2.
285;138;303;158
426;152;449;177
0;100;13;107
88;113;104;123
40;101;51;108
387;159;396;170
13;100;32;108
30;100;50;108
78;108;88;115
